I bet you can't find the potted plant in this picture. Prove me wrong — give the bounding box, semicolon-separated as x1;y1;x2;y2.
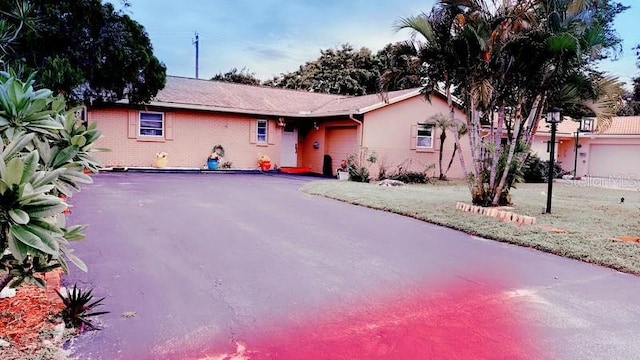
154;151;168;168
258;154;271;171
337;159;350;180
207;144;225;170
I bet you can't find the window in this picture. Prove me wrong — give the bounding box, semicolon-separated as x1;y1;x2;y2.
139;112;164;137
416;124;433;148
256;119;268;143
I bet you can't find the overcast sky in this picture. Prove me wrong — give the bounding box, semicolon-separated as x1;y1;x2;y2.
110;0;639;86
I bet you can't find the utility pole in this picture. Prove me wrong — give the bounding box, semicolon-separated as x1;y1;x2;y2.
193;32;199;79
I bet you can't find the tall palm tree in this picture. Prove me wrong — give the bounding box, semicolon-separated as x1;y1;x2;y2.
395;0;624;206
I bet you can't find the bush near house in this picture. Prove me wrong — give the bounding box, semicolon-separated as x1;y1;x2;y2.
523;154;570;183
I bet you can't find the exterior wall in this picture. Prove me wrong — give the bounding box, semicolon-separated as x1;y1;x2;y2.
89;108;281;168
556;135;640;178
535;133;640;178
361;95;471;179
297;119;359;174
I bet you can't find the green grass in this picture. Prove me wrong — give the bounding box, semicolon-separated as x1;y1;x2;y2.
302;180;640;274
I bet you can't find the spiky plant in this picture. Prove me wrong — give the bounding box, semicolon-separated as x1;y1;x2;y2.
56;284;109;332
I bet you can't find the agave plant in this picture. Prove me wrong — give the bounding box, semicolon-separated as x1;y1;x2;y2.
56;284;109;332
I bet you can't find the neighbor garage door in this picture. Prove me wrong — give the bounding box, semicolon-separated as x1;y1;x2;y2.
326;127;358;175
589;144;640;178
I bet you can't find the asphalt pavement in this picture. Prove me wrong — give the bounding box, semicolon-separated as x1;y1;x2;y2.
64;173;640;359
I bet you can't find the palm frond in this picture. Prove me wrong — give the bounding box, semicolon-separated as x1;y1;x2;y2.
394;14;436;44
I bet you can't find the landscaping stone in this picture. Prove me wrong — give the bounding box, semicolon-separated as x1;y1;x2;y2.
0;287;16;299
377;179;406;187
456;202;536;226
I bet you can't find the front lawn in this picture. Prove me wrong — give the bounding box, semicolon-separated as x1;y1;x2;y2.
302;180;640;274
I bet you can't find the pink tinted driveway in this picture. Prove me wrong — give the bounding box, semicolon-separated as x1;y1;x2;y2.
65;173;640;359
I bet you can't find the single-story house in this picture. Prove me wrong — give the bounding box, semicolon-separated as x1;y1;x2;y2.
88;76;471;178
532;116;640;179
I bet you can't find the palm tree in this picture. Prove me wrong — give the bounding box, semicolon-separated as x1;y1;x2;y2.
396;0;624;206
431;113;465;180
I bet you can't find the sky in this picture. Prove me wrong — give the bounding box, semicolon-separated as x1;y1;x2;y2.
110;0;640;87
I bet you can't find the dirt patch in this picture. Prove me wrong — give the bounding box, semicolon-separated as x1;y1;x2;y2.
0;270;65;358
540;226;568;234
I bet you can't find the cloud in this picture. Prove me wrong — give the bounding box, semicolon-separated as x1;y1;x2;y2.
243;46;291;61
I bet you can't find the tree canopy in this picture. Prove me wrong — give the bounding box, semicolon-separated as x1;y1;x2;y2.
0;0;166;105
211;67;261;86
264;43;424;95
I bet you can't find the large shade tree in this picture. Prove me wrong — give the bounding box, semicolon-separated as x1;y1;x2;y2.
0;0;166;105
398;0;625;206
265;43;425;95
211;67;261;86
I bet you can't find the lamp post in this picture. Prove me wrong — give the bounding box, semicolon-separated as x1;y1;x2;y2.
573;118;592;179
545;108;562;214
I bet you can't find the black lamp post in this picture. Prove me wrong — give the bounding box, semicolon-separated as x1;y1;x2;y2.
545;108;562;214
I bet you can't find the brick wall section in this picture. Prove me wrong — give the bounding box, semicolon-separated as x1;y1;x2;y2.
89;108;281;168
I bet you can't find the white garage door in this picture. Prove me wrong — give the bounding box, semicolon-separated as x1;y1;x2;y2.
326;127;358;175
589;144;640;178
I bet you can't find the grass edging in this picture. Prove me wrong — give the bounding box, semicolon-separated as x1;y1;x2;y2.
301;181;640;275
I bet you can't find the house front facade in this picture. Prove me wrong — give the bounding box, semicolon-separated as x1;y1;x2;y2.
89;76;471;179
532;116;640;180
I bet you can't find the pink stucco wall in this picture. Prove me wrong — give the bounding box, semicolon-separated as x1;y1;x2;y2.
90;96;473;180
361;95;471;179
89;108;281;168
297;119;358;173
533;132;640;178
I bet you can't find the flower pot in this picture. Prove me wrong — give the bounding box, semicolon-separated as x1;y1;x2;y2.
207;158;219;170
337;171;350;181
154;158;168;168
259;161;271;171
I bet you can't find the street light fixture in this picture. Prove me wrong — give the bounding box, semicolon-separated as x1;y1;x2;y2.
545;107;562;214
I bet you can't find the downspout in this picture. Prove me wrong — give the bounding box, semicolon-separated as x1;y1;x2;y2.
349;114;364;147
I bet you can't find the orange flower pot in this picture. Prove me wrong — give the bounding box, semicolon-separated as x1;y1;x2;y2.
260;161;271;171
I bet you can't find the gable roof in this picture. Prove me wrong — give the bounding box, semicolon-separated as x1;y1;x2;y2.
536;116;640;136
123;76;425;117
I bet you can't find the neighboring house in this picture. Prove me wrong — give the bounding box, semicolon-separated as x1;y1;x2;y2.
532;116;640;179
88;76;470;178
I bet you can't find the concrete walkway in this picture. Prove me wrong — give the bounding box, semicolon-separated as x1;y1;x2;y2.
65;173;640;359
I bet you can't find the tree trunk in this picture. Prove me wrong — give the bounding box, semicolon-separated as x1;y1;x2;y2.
446;143;457;174
438;130;447;180
446;85;471;193
493;93;524;205
489;101;505;189
468;101;486;205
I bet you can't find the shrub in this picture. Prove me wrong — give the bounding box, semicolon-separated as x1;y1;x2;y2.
0;71;102;291
387;171;430;184
347;147;377;183
523;154;570;183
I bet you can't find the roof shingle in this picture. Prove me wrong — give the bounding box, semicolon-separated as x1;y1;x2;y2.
148;76;421;117
536;116;640;136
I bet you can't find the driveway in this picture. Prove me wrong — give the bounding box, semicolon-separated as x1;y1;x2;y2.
66;173;640;359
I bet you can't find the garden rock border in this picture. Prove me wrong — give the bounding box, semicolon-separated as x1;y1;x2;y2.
456;202;536;226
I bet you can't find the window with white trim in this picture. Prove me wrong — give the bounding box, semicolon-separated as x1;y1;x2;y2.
416;124;433;148
139;112;164;137
256;119;268;143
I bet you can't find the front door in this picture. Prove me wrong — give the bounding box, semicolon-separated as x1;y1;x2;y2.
281;125;298;167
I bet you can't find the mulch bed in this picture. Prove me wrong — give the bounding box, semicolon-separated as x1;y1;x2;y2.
0;270;65;355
